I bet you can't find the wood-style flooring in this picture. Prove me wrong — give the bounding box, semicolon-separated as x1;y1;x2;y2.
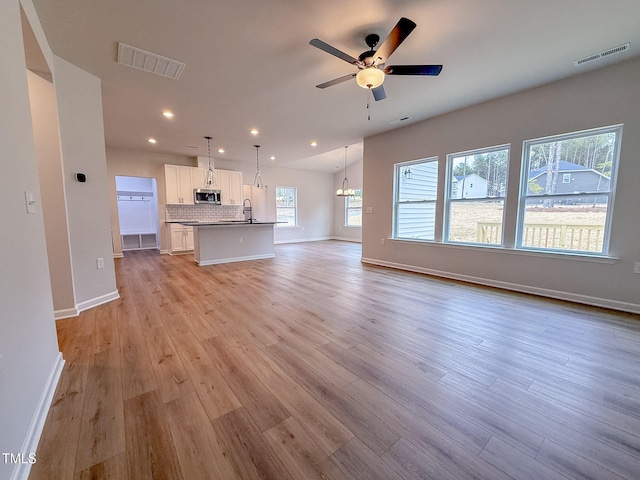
29;241;640;479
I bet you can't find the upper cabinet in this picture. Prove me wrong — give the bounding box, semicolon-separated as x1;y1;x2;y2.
165;164;242;205
192;167;209;190
216;169;243;205
165;165;192;204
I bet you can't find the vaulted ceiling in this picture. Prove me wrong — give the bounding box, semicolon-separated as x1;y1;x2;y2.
32;0;640;172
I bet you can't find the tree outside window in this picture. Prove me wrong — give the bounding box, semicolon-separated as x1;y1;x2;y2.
517;126;621;254
345;188;363;226
445;146;510;245
275;186;296;226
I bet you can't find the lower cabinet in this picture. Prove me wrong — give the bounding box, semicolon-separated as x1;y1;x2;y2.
168;224;194;253
121;233;158;251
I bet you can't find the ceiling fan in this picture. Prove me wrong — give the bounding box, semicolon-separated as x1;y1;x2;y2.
309;17;442;101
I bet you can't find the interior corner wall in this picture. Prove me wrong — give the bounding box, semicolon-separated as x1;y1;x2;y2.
27;70;75;314
0;2;61;479
53;55;118;309
362;55;640;312
333;157;363;242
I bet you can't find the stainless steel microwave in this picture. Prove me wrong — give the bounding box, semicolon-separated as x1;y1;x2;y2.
194;188;221;204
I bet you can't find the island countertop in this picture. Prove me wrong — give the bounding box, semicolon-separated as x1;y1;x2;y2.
185;221;277;266
173;220;278;226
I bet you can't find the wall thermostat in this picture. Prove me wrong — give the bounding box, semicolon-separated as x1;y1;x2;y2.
75;173;86;183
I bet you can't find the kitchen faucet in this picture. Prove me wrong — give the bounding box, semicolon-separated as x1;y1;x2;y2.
243;198;253;222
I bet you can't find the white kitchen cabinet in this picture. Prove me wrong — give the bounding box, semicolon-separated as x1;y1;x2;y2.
168;224;194;253
164;165;195;204
216;169;243;205
165;165;216;204
192;167;210;190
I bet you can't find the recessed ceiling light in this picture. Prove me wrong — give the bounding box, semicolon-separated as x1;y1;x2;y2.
148;138;157;144
218;148;225;153
250;129;259;135
310;141;318;147
162;111;174;118
270;156;276;161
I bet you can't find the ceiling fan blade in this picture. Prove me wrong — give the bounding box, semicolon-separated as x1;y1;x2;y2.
374;17;417;64
315;73;356;89
372;85;386;101
384;65;443;76
309;38;358;64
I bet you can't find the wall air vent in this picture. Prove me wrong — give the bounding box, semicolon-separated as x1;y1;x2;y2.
573;43;630;66
390;116;411;125
117;42;185;80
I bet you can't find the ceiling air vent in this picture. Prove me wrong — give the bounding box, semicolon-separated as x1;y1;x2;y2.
117;42;185;80
573;43;630;66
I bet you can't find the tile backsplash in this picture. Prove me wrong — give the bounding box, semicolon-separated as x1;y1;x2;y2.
165;204;243;223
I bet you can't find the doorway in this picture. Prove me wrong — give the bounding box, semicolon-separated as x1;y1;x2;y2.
116;176;159;250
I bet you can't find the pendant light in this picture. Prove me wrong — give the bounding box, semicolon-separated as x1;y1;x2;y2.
336;146;355;197
253;145;264;188
204;136;215;187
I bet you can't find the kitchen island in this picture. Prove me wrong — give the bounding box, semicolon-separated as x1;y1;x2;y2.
180;221;277;266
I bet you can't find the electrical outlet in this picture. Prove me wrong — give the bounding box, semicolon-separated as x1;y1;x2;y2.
633;262;640;274
381;238;385;245
239;237;243;243
96;258;104;269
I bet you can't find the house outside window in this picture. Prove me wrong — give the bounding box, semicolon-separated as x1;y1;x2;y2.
517;125;622;254
445;145;510;245
393;158;438;241
275;186;297;226
345;188;363;226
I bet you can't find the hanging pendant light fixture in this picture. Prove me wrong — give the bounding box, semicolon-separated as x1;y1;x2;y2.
204;136;215;186
336;146;355;197
253;144;264;188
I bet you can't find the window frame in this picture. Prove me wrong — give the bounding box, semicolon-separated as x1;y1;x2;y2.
516;124;622;256
275;186;297;227
392;157;439;241
444;144;510;246
344;188;363;227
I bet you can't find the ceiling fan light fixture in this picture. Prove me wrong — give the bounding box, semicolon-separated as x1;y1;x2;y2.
356;67;385;89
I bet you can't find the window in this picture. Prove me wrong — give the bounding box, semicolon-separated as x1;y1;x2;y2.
275;186;297;226
393;158;438;241
517;125;621;254
445;145;510;245
345;188;363;226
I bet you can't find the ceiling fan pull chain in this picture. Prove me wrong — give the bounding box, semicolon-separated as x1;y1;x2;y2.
367;88;372;121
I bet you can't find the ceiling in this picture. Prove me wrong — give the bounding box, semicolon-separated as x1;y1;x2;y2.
31;0;639;173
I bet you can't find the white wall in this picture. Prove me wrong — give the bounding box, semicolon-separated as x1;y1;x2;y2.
27;70;75;315
54;56;118;310
362;55;640;313
0;2;62;479
107;151;336;246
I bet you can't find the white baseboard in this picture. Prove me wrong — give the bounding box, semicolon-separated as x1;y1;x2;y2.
76;290;120;314
361;257;640;314
113;252;124;259
10;352;64;480
54;307;78;320
196;253;275;266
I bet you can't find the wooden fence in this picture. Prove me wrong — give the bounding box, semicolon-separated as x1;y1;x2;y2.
477;223;604;252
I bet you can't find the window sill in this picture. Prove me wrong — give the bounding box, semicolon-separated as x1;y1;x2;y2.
389;238;618;264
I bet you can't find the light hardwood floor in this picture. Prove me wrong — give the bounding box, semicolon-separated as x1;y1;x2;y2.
29;241;640;479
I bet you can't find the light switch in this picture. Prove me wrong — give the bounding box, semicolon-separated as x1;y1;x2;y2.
25;191;37;214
